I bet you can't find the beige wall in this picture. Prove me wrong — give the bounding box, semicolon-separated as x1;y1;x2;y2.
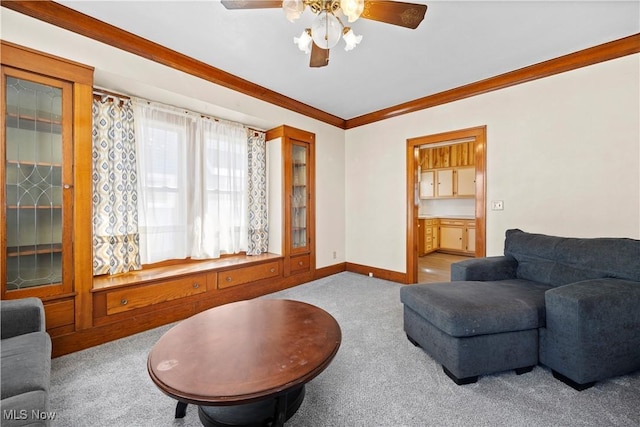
346;54;640;273
3;9;639;277
1;9;346;269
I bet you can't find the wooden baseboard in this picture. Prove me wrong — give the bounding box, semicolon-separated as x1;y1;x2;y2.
345;263;408;284
314;262;347;279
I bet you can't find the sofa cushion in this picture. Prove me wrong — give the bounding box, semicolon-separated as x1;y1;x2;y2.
504;229;640;287
400;279;552;337
1;332;51;399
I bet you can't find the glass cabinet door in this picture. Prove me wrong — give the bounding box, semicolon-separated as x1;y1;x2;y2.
291;142;308;252
2;67;73;295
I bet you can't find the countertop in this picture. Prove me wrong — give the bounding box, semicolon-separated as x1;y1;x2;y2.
418;215;475;220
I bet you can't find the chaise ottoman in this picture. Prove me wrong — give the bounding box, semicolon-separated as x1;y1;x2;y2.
401;275;551;384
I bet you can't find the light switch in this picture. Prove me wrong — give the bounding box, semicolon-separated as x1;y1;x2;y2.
491;200;504;210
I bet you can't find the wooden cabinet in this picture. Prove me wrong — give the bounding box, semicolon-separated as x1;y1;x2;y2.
106;273;207;315
438;219;476;255
436;169;454;197
266;126;315;277
1;42;93;333
217;261;280;289
456;167;476;197
421;167;475;199
419;171;435;198
418;219;438;256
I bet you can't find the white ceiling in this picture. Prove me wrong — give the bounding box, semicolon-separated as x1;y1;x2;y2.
58;1;640;120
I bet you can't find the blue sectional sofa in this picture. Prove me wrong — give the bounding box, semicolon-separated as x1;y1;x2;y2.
400;229;640;390
1;298;52;426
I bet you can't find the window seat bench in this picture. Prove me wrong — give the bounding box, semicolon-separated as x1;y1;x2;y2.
91;253;284;324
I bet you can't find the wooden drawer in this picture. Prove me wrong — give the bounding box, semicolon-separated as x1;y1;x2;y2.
106;273;207;315
44;299;75;329
439;219;465;226
290;254;311;274
218;261;280;289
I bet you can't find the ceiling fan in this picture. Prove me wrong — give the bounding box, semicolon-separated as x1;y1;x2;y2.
221;1;428;68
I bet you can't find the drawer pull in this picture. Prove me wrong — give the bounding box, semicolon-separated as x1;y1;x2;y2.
298;261;304;266
121;299;128;306
226;277;232;282
193;283;200;289
270;268;275;273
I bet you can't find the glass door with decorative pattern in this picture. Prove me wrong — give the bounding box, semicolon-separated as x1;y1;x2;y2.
291;141;309;252
2;66;73;297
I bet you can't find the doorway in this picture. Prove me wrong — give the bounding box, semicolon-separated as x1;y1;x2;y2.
406;126;487;284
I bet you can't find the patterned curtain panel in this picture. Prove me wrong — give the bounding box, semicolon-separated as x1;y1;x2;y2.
92;98;141;275
247;130;269;255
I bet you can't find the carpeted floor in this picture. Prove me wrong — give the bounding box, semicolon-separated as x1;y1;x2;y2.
50;272;640;426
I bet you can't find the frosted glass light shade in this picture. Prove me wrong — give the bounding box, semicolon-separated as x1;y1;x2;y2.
340;0;365;23
294;29;313;54
283;0;305;22
342;28;362;51
311;11;342;49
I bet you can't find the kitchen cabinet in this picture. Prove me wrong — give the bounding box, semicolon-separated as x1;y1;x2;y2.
419;171;435;198
456;167;476;197
438;218;475;255
418;219;438;256
420;167;475;199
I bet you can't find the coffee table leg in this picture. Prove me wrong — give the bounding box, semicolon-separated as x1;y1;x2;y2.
272;395;287;427
175;401;188;418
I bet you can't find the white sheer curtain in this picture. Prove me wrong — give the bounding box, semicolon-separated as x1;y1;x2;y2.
133;99;248;264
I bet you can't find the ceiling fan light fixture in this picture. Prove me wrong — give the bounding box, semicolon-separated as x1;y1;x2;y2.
283;0;305;22
340;0;365;23
294;28;313;54
342;27;362;51
311;11;342;50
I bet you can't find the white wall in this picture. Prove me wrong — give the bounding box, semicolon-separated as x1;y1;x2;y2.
0;8;346;269
3;9;639;276
346;54;640;273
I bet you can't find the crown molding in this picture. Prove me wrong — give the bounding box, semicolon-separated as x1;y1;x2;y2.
345;33;640;129
1;0;347;129
2;1;638;131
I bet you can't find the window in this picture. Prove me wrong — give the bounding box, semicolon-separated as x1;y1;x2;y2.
133;100;249;264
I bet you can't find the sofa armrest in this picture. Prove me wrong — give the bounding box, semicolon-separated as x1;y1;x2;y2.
1;297;46;339
540;278;640;384
450;256;518;281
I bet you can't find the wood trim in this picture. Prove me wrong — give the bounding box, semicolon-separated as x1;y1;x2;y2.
2;3;637;130
345;34;640;129
314;262;347;279
407;126;487;284
0;40;94;84
345;262;408;284
1;1;346;129
73;81;94;330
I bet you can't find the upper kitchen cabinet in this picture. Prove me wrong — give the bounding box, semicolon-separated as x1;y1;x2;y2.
1;42;93;332
419;142;476;199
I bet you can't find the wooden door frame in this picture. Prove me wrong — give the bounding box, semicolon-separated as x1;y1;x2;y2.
406;126;487;284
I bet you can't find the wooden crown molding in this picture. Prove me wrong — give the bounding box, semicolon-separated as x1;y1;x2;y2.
1;0;346;129
345;33;640;129
3;1;638;130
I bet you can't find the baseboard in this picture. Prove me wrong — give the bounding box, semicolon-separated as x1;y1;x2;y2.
345;263;408;284
314;263;347;279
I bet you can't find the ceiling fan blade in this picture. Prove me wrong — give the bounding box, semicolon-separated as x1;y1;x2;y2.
310;43;330;68
361;1;427;29
221;1;282;9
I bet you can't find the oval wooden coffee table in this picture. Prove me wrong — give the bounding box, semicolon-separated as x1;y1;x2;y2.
148;299;341;427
